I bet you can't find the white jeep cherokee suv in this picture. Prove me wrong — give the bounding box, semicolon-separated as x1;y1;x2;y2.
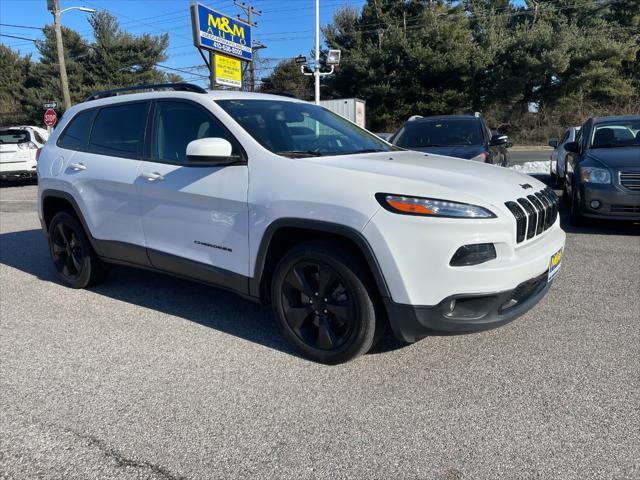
37;84;565;364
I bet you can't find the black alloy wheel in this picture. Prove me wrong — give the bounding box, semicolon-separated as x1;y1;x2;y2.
51;221;84;280
272;241;379;364
281;261;355;351
48;211;107;288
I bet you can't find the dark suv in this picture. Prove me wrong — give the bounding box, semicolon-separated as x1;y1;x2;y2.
389;115;511;166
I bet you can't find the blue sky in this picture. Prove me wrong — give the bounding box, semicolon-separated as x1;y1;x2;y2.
0;0;368;86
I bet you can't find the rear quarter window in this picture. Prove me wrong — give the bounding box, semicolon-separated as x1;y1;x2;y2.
58;109;97;151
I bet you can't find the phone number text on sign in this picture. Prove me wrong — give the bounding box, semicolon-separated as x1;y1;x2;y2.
212;41;243;58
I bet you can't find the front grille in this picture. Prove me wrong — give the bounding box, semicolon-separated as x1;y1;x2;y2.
505;187;559;243
610;205;640;213
620;172;640;191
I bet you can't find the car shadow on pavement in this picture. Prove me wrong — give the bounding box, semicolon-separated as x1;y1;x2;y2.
0;228;301;358
0;179;38;188
0;228;407;359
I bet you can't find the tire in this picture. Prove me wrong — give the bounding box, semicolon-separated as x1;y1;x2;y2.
562;177;571;202
271;240;380;364
569;182;586;226
48;211;107;288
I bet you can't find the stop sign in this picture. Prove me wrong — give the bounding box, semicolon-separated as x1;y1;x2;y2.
44;108;57;127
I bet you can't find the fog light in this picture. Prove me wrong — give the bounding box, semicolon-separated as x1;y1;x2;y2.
590;200;601;209
450;243;497;266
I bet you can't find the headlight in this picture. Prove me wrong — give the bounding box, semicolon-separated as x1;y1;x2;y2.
580;167;610;184
470;152;487;162
376;193;496;218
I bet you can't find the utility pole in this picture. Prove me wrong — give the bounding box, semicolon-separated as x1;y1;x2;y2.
234;1;261;91
47;1;95;110
51;0;71;110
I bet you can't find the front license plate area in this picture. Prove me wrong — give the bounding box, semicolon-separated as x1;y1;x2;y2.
548;248;562;281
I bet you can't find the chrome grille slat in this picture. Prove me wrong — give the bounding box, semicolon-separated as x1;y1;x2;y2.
620;172;640;191
535;192;549;229
505;188;559;244
505;201;526;243
517;198;536;239
527;195;545;235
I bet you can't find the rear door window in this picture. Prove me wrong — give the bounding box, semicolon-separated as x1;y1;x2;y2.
58;109;96;151
89;102;148;158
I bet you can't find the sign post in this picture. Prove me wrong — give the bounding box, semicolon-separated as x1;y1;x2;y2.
44;108;58;134
190;2;253;90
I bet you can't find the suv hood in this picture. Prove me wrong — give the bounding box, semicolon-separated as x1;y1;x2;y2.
409;145;485;160
311;150;547;207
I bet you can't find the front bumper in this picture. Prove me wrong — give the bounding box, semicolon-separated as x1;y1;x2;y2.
579;183;640;220
386;271;552;342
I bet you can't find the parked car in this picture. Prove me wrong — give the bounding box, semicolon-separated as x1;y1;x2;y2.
388;114;511;166
375;132;393;141
37;83;565;364
564;115;640;224
0;126;48;180
548;126;580;186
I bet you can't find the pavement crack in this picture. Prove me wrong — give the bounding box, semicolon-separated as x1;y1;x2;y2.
61;426;188;480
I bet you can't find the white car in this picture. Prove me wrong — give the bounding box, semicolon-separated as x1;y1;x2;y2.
549;126;580;186
0;126;48;180
37;84;566;364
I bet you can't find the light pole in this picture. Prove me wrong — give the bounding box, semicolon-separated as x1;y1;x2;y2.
314;0;320;104
299;0;340;104
48;1;96;110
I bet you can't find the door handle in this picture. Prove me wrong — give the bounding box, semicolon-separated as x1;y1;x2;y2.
141;172;164;182
69;162;86;171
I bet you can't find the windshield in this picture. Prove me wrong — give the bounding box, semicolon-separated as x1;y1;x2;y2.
591;120;640;148
0;129;30;144
393;119;485;148
216;99;397;158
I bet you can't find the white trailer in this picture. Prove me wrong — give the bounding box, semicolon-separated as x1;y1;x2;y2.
320;98;366;128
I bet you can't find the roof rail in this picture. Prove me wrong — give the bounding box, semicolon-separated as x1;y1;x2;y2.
84;83;207;102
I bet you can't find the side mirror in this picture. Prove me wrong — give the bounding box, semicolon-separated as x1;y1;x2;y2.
564;141;579;153
489;134;508;146
186;138;239;165
548;139;558;148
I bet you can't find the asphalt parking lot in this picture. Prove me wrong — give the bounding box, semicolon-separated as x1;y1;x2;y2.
1;162;639;479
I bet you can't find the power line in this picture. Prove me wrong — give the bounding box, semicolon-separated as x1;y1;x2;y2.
0;33;38;42
0;23;42;30
154;63;209;79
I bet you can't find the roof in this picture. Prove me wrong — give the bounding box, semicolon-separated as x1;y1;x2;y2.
592;115;640;124
65;87;308;118
411;114;482;122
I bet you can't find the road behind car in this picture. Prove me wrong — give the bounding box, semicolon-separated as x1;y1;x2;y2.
1;183;639;479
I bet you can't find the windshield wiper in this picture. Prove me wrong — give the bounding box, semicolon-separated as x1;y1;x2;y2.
346;148;388;154
275;150;322;158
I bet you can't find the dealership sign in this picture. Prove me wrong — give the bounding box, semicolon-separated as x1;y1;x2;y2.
214;54;242;88
190;3;252;62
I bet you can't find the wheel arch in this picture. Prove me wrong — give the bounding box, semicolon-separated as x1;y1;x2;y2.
41;190;91;239
251;218;391;304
